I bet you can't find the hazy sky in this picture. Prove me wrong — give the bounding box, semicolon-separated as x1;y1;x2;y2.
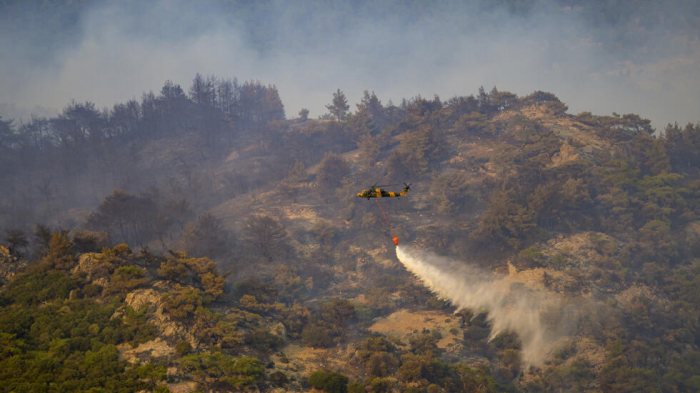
1;0;698;130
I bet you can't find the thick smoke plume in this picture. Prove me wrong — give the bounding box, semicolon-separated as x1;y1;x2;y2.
396;246;566;367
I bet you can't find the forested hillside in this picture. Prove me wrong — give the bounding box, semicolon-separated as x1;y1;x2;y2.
1;73;700;392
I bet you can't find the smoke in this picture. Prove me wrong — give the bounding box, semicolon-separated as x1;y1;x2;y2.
1;1;699;129
396;245;569;367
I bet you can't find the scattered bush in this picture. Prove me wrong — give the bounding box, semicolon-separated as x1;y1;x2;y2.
309;370;349;393
245;328;283;352
301;323;335;348
175;341;192;356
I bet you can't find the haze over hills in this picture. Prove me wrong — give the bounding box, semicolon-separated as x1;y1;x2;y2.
1;0;700;129
1;1;700;392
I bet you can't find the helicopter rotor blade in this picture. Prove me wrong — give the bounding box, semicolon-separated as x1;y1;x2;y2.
374;183;400;188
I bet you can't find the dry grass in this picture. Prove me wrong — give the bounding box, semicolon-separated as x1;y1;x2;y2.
276;343;355;378
369;309;463;351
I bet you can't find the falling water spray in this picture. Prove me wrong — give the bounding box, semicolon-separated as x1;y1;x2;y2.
396;245;566;367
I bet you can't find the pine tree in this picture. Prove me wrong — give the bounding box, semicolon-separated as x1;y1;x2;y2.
645;138;672;175
4;229;28;255
298;108;310;121
326;89;349;121
44;231;75;270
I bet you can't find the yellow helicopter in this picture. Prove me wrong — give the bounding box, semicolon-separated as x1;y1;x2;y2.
356;183;411;200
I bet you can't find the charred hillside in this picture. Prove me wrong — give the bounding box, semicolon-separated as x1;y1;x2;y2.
1;80;700;392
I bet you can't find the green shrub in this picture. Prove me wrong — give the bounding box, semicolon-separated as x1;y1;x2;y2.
320;298;357;325
112;243;133;257
245;328;283;352
369;377;394;393
4;272;79;306
0;298;159;391
180;353;264;390
175;341;192;356
347;381;367;393
409;333;439;355
108;265;147;294
161;287;204;320
427;296;449;310
227;356;265;389
309;370;349;393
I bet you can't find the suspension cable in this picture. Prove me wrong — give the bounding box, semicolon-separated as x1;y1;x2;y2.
375;199;398;245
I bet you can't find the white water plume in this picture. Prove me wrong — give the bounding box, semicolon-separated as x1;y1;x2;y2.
396;245;566;367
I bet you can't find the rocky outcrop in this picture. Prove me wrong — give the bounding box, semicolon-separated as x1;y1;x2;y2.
0;245;28;287
124;287;161;312
165;381;199;393
548;140;581;168
118;337;175;363
72;253;112;286
123;286;201;349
